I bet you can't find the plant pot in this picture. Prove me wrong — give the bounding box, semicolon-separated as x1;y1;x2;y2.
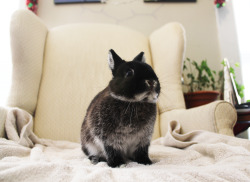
184;91;220;109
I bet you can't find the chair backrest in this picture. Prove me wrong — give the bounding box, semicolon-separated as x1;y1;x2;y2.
8;10;186;142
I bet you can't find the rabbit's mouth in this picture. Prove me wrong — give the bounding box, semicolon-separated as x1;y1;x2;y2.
139;90;159;103
134;91;159;103
110;90;159;103
146;92;159;103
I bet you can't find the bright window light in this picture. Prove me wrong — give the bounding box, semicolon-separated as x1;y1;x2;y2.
0;2;19;106
232;0;250;102
232;0;250;138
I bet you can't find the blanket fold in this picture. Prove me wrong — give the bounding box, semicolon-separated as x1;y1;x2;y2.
1;107;250;182
152;120;200;148
5;108;42;148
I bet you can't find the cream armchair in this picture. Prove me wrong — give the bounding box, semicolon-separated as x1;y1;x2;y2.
0;10;237;141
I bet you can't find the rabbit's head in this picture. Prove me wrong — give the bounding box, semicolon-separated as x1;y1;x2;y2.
108;49;160;103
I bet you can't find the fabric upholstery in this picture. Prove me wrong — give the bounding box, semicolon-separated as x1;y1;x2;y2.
160;101;237;137
33;23;160;142
214;101;237;135
7;10;48;115
150;23;186;113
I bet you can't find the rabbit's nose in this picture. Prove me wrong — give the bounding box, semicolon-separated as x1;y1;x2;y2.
145;80;157;88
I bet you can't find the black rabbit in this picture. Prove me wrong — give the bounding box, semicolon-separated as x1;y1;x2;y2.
80;49;160;168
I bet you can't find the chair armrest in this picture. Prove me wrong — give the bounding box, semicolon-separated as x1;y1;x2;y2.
0;106;9;138
159;100;237;137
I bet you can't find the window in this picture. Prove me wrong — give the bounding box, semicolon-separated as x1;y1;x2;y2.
232;0;250;102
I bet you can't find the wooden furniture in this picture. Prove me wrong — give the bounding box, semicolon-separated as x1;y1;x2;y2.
234;111;250;135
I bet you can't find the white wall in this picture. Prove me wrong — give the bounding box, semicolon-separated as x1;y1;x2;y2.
31;0;222;72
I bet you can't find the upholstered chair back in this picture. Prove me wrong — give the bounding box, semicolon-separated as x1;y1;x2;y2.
8;10;185;142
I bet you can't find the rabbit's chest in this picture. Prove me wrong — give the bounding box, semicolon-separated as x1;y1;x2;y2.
111;123;151;154
117;102;155;125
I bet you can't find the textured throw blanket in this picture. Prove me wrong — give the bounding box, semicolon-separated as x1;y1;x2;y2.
1;108;250;182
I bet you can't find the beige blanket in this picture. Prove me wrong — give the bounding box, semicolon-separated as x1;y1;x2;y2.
1;108;250;182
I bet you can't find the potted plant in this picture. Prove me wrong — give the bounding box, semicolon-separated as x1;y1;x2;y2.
182;58;223;108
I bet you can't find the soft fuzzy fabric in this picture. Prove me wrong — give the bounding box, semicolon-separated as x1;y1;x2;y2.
0;108;250;182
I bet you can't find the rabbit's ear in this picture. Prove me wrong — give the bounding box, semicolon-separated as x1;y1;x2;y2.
133;52;145;63
108;49;125;75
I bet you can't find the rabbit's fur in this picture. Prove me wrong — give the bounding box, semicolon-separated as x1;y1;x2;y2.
81;49;160;167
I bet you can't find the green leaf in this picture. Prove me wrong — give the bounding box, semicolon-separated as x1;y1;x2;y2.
221;60;226;66
201;60;207;66
235;62;240;67
28;3;33;8
229;67;234;74
206;68;213;77
218;70;223;77
192;61;200;71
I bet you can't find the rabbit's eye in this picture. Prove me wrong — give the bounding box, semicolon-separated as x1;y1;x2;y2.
125;69;134;78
